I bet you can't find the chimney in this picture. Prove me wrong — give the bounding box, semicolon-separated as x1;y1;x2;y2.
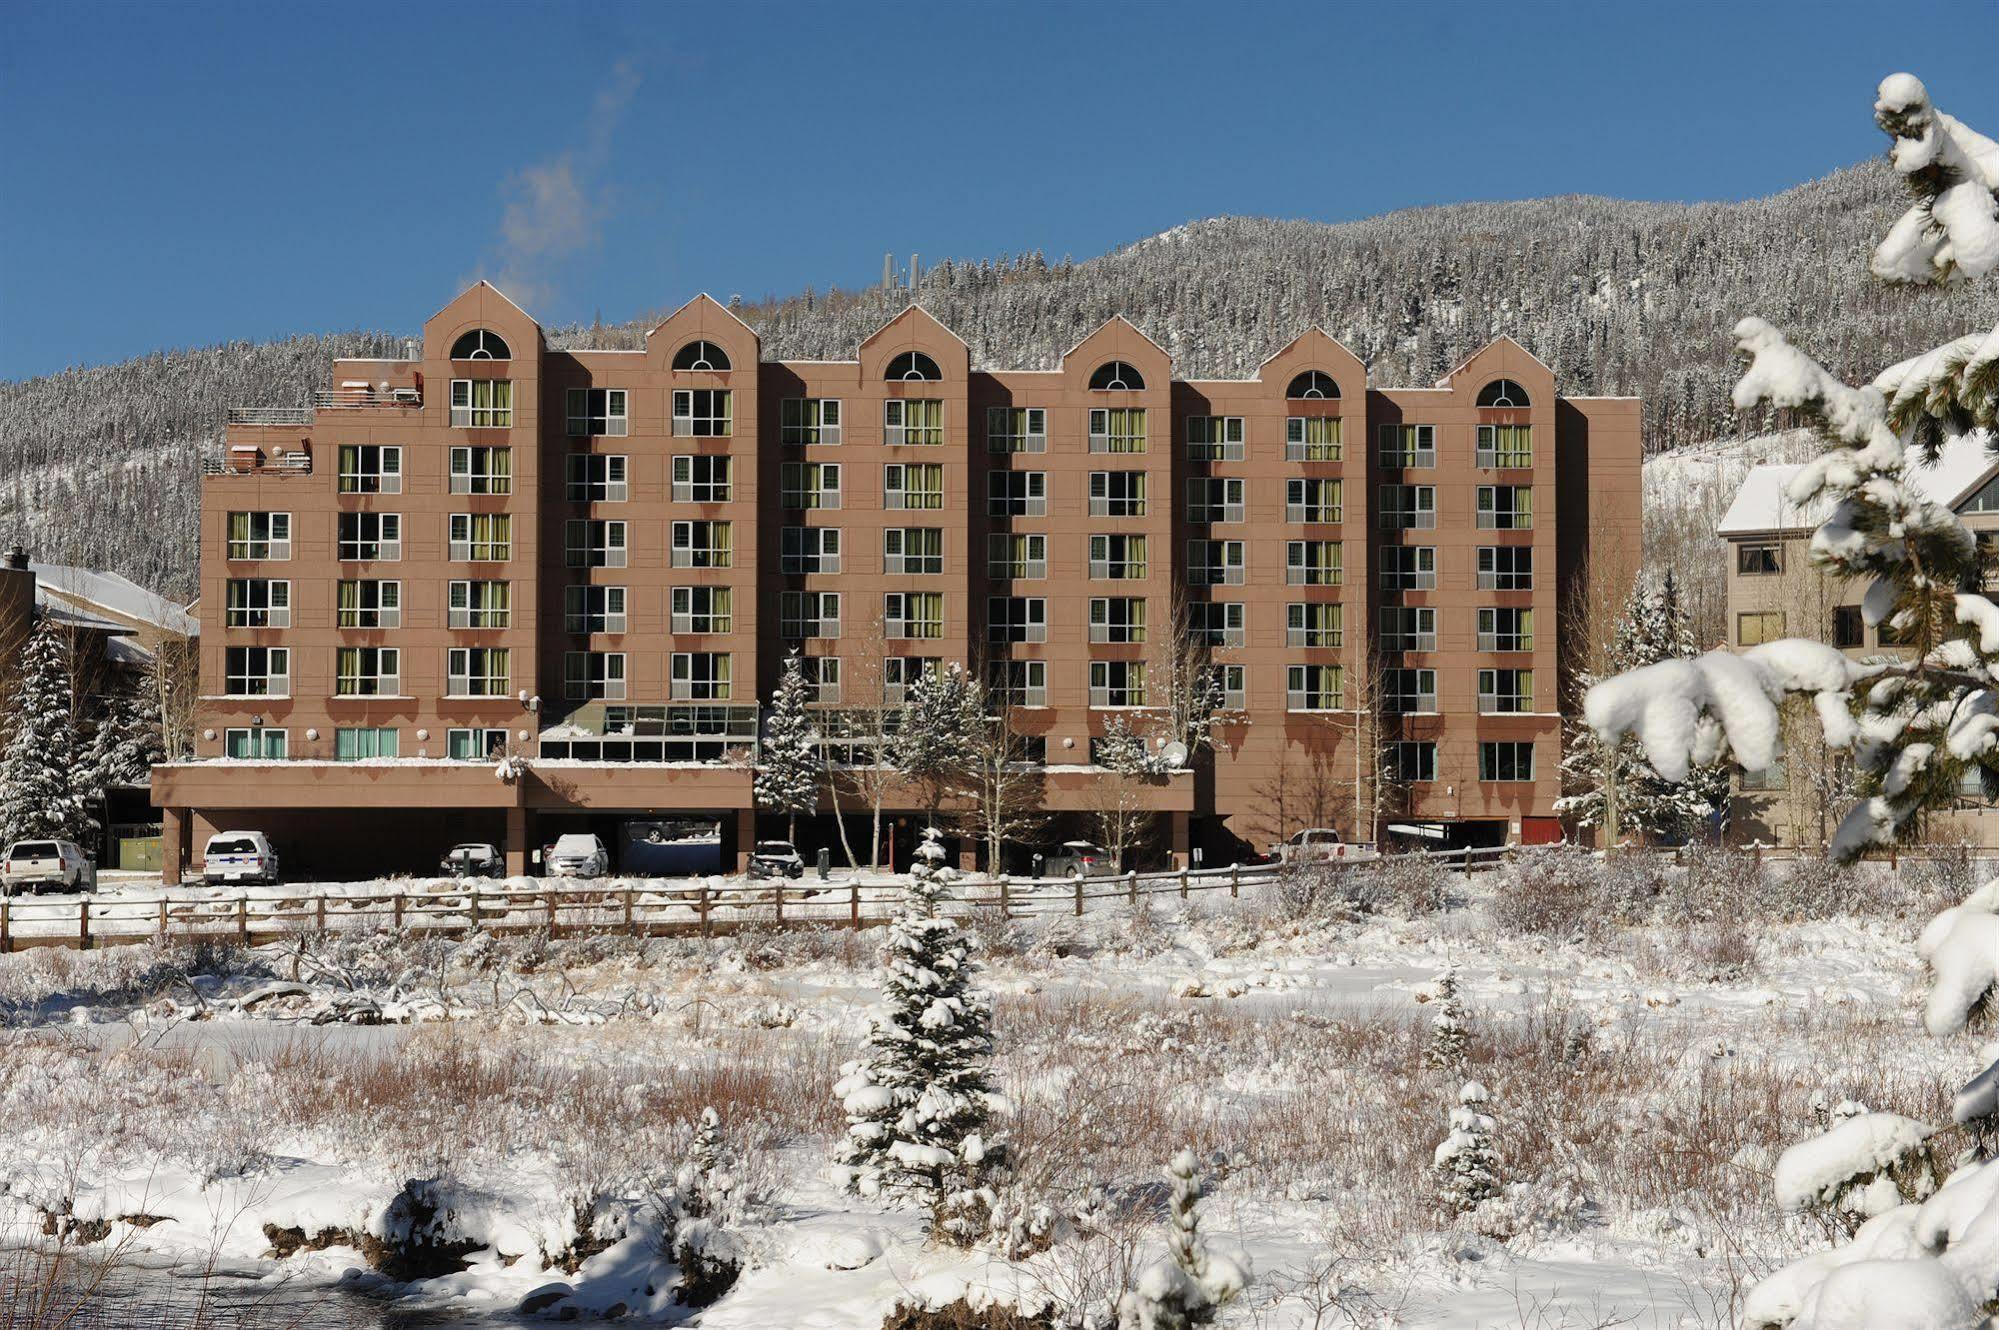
3;545;26;572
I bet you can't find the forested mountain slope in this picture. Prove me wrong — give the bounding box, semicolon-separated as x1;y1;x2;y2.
4;160;1994;599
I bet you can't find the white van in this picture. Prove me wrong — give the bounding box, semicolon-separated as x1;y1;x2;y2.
2;840;96;894
201;831;281;885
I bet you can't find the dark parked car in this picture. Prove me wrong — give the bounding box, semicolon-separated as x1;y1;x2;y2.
441;843;504;878
747;840;805;879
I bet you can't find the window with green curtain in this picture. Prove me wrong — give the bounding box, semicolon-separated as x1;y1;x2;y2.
334;727;398;761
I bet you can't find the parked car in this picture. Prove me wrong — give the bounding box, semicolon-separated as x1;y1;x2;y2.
746;840;805;879
1269;828;1361;864
441;842;504;879
2;840;96;895
1044;840;1114;879
545;833;610;879
201;831;280;885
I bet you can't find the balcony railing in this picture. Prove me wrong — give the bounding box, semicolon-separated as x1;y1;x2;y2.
202;450;312;477
226;387;421;428
226;406;312;426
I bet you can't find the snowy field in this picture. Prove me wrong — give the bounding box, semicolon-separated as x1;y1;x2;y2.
1;846;1993;1329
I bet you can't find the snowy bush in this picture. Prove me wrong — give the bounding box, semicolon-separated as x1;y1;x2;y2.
1433;1081;1501;1217
1424;968;1470;1079
1376;851;1454;916
1115;1149;1248;1330
652;1106;764;1306
1490;844;1607;940
1773;1102;1941;1236
1271;861;1386;923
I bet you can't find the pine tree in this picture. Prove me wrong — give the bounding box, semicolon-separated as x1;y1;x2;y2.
1425;967;1471;1078
0;618;95;846
664;1105;749;1307
754;651;822;842
1433;1081;1501;1215
833;826;1006;1243
89;687;165;794
1116;1149;1249;1330
895;662;981;819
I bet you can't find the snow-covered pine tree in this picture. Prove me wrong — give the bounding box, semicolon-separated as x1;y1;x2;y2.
895;661;981;818
1425;967;1471;1078
1433;1081;1500;1216
1589;73;1999;1328
1116;1149;1249;1330
754;651;822;842
89;687;166;794
664;1105;748;1306
833;826;1007;1243
1090;713;1161;872
0;617;96;846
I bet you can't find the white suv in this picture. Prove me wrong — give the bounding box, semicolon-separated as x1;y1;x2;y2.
2;840;96;894
201;831;281;885
546;833;610;879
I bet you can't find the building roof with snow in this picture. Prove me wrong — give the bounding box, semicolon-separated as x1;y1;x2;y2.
1717;430;1999;537
28;561;200;639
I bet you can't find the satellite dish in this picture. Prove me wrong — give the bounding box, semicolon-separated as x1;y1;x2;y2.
1159;741;1190;769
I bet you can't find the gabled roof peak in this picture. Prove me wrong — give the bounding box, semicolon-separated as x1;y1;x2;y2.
1058;314;1171;365
642;292;759;343
857;302;970;351
1433;334;1554;388
425;279;538;330
1255;325;1368;375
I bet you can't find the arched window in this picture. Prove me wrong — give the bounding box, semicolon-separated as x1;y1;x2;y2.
1477;378;1531;408
450;329;511;361
885;350;942;382
1089;360;1145;391
1286;370;1340;400
673;340;732;372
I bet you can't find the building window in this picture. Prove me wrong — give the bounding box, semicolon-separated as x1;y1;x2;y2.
1185;416;1245;461
671;455;733;503
1737;610;1786;646
670;389;733;437
225;578;291;628
670;520;732;568
1219;663;1246;709
1089;534;1148;579
1186;477;1245;524
672;340;731;371
1285;541;1343;586
335;646;399;696
781;462;842;509
886;351;941;382
884;463;944;510
224;646;288;697
566;454;628;503
337;445;402;494
884;592;944;640
224;727;287;760
884;398;944;446
1191;601;1245;648
570;651;630;701
448;728;509;761
802;656;842;705
227;512;291;561
339;512;402;562
1476;424;1532;468
1286;664;1344;712
1285;478;1343;524
1384;668;1437;714
781;398;842;445
1740;739;1788;792
1476;546;1534;590
1286;602;1343;648
1287;370;1339;399
1088;407;1147;453
1089;360;1145;391
1089;597;1147;644
566;388;629;437
1478;668;1534;714
1476;378;1531;408
987;407;1047;453
780;526;840;574
883;657;940;705
780;591;841;639
884;527;944;575
1089;471;1147;517
1381;606;1437;653
669;652;729;700
447;644;511;696
1189;540;1246;586
1089;659;1147;707
670;585;734;635
1479;741;1535;782
450;329;511;361
447;513;509;562
449;378;513;427
1476;485;1533;530
334;727;399;761
1379;546;1437;590
1388;741;1436;783
1477;607;1535;652
1833;605;1864;648
448;446;512;495
988;471;1048;516
988;596;1048;644
988;533;1047;580
338;579;402;629
1379;485;1436;530
989;659;1047;709
1377;424;1435;468
564;585;626;635
559;519;623;569
1737;543;1783;576
1286;416;1342;462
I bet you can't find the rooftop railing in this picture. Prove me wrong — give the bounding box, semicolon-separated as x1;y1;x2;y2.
225;406;312;426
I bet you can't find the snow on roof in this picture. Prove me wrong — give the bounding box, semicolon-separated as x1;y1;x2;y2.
1717;430;1998;536
34;595;128;635
30;562;200;636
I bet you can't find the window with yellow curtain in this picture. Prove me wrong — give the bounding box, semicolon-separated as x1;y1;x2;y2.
1477;424;1533;468
1088;407;1147;453
1286;416;1342;461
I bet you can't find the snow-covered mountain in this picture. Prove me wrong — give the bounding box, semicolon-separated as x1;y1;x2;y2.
4;160;1994;600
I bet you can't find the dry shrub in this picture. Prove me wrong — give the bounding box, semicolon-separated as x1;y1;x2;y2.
1378;852;1455;916
1490;845;1606;941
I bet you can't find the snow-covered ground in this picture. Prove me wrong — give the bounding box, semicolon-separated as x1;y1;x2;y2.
1;853;1991;1328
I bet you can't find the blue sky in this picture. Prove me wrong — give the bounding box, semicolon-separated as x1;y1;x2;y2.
2;0;1993;380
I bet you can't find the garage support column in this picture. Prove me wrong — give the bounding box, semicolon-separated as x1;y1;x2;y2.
505;807;531;878
160;807;185;886
734;808;755;873
1169;810;1191;870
